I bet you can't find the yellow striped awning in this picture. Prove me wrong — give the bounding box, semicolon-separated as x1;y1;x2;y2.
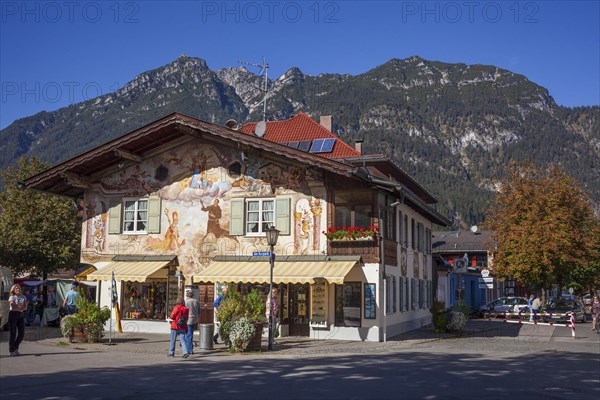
193;260;358;285
87;261;170;282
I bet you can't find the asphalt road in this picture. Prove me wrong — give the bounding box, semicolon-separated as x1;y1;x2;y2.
1;320;599;400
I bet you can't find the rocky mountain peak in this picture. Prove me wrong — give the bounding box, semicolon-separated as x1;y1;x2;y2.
1;55;598;226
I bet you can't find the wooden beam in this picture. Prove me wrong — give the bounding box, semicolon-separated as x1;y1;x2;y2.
61;172;92;189
114;148;143;163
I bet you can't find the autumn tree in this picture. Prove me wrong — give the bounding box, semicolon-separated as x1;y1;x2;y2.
0;156;81;277
485;162;599;301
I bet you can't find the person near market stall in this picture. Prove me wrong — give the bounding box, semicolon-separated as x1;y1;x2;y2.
8;284;28;356
47;286;57;307
63;284;80;314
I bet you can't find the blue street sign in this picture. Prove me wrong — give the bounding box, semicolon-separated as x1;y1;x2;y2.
252;251;271;257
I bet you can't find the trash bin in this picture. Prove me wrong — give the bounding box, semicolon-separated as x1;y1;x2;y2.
199;323;214;350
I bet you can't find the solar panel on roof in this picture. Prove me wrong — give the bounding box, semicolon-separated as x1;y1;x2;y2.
298;140;312;151
309;139;324;153
287;141;300;149
320;138;335;152
309;138;336;153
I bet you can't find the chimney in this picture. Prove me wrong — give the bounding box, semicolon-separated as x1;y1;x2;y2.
355;139;364;154
320;115;332;132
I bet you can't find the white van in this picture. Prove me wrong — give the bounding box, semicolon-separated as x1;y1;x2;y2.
0;267;14;329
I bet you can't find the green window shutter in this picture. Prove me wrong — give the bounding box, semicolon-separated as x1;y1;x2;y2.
108;201;122;234
275;198;290;235
230;198;245;235
147;197;162;234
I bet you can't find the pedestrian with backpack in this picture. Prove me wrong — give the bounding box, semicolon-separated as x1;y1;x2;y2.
167;297;190;358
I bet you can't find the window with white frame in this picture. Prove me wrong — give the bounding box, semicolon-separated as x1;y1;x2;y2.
245;199;275;235
123;199;148;233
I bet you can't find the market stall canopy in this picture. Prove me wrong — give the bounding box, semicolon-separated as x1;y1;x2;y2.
21;280;44;286
193;258;359;285
75;265;97;281
88;261;171;282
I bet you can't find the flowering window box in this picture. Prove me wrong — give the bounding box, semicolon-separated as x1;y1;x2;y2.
323;226;378;241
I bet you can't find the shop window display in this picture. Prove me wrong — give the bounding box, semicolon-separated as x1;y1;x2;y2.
122;282;167;320
335;282;362;327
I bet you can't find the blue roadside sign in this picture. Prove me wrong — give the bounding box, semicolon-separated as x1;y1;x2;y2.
252;251;271;257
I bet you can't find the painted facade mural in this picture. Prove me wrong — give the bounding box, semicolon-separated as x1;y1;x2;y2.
400;248;408;277
413;254;420;279
81;139;327;279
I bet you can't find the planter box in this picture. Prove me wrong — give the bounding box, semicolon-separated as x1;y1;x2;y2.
246;322;263;351
329;237;380;263
71;328;86;343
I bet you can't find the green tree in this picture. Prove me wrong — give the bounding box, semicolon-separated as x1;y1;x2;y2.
486;162;599;301
0;156;80;277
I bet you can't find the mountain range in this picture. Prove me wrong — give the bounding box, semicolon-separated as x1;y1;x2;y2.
1;55;598;228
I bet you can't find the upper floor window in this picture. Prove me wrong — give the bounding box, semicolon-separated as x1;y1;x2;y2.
246;199;275;235
123;199;148;233
230;197;290;236
334;191;372;228
384;206;396;241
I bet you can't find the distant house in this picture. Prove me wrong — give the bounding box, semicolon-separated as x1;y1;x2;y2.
432;229;526;311
24;112;449;341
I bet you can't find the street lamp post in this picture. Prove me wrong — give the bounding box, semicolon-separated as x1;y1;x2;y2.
265;226;280;351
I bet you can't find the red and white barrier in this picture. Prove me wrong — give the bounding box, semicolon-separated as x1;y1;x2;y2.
489;311;576;338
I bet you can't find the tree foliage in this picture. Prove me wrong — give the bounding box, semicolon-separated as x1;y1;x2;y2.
0;156;80;277
485;162;599;295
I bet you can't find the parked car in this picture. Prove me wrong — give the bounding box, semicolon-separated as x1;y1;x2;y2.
543;298;587;323
479;297;529;318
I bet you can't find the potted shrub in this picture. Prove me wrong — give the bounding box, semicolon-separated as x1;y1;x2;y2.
216;289;266;352
76;297;111;343
60;315;80;342
59;296;111;343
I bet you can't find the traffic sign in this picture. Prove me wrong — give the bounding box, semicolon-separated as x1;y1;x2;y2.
252;251;271;257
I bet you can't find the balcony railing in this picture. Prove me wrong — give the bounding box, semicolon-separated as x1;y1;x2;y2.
327;237;398;265
328;237;379;263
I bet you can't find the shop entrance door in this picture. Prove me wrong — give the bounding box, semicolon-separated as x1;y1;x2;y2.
288;283;310;336
198;283;214;324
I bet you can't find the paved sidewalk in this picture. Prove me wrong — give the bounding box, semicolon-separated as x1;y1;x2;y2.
1;320;512;356
4;318;595;357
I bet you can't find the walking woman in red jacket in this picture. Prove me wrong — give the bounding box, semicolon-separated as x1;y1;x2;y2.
168;297;190;358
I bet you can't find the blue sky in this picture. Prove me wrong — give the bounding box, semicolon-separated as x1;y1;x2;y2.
1;0;599;130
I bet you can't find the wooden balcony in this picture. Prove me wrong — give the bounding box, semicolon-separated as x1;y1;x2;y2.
328;237;379;263
327;237;399;265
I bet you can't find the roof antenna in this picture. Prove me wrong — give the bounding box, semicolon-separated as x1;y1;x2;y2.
238;57;269;121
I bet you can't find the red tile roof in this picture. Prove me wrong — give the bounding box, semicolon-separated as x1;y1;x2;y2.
240;113;361;159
